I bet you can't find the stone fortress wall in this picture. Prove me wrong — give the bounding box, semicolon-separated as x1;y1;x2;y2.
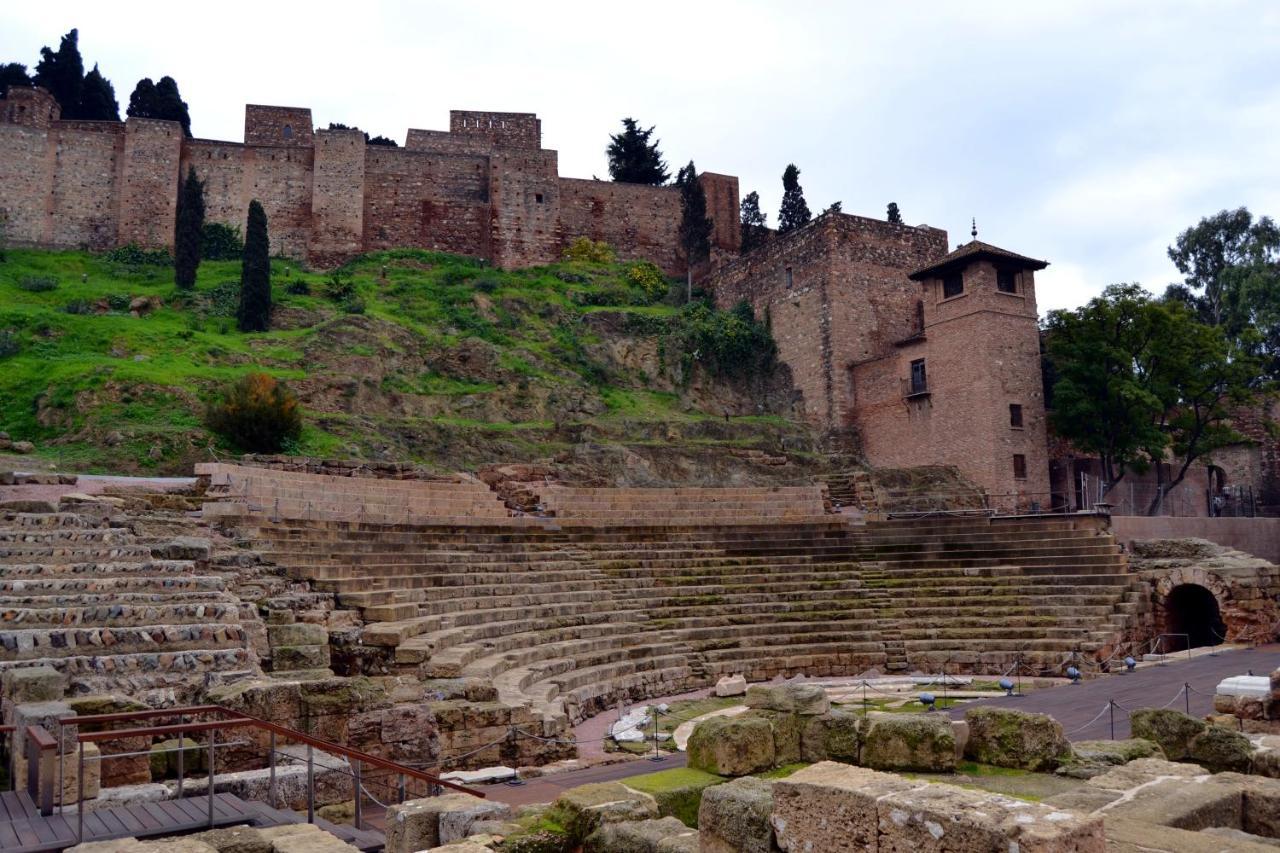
0;88;740;273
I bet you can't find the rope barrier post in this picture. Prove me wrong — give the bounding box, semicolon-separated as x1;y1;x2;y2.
1185;683;1191;716
862;680;868;717
76;740;84;843
353;759;362;831
207;728;216;828
268;730;276;809
307;744;316;823
176;713;185;801
1109;700;1115;741
648;707;664;763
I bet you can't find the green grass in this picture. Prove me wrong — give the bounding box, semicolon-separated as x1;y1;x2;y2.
0;247;796;474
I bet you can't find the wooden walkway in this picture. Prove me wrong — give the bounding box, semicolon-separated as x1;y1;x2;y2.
0;789;384;852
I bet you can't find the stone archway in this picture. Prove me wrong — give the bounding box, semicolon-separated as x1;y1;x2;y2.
1163;583;1227;651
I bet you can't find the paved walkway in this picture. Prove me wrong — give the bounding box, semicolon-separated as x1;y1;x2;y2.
947;644;1280;740
482;646;1280;805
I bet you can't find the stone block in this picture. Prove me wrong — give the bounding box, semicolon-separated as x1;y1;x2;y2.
714;675;747;697
1;666;67;706
772;762;916;851
584;816;698;852
687;716;775;776
963;706;1072;771
861;713;955;772
385;793;513;852
698;777;776;853
273;644;331;671
800;709;861;763
149;737;206;780
185;826;273;853
268;622;329;648
57;741;100;805
1129;708;1206;761
1187;725;1254;773
744;684;829;715
1060;738;1164;778
154;536;212;560
546;781;659;844
745;710;803;766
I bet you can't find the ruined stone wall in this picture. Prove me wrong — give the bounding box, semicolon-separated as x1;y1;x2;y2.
117;119;183;248
558;178;682;272
362;146;491;257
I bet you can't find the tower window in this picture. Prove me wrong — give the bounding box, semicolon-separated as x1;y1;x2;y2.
1013;454;1027;480
942;271;963;298
1009;403;1024;428
785;267;793;288
997;269;1018;293
909;359;927;395
535;193;544;204
282;124;293;139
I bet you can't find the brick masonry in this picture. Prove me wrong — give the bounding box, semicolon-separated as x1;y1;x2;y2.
0;89;736;275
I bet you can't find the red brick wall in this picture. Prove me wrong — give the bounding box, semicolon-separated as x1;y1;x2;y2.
118;118;183;249
449;110;540;149
362;146;491;258
699;172;741;255
558;178;682;272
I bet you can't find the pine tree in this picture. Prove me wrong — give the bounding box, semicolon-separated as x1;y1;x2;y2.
887;202;903;224
79;64;118;121
174;166;205;289
127;75;191;136
676;161;714;301
824;201;842;215
739;191;769;254
237;201;271;332
607;118;670;185
33;29;84;118
0;63;33;97
777;164;811;234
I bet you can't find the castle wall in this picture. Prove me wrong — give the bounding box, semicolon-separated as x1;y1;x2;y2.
488;148;561;268
0;125;54;245
449;110;540;149
362;146;491;257
117;119;183;249
49;122;126;250
308;129;366;262
558;178;682;272
699;172;741;255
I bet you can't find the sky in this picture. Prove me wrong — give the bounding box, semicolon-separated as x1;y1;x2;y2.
4;1;1279;314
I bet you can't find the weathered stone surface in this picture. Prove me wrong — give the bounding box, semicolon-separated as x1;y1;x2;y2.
1105;817;1280;853
268;622;329;648
1187;725;1254;772
546;781;659;844
1;665;66;705
149;737;205;780
385;793;512;853
800;708;861;763
153;536;212;561
272;643;331;671
772;761;1105;852
687;715;775;776
185;826;272;853
861;713;955;772
744;710;804;766
714;674;747;697
963;706;1072;771
1059;738;1163;778
1129;708;1206;761
744;684;829;716
698;777;777;853
583;816;698;853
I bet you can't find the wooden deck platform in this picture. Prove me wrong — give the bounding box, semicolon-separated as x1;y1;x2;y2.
0;789;384;852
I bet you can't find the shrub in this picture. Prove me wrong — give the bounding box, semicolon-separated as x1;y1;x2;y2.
323;269;357;303
205;372;303;453
626;261;667;303
441;266;479;287
341;297;366;314
63;299;93;315
561;237;615;264
669;300;777;379
473;275;501;293
106;294;132;312
0;329;18;359
285;279;310;296
103;244;172;266
17;275;58;292
201;222;244;261
205;282;240;317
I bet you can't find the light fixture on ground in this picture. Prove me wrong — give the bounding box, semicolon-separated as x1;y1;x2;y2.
919;692;936;711
1066;666;1081;685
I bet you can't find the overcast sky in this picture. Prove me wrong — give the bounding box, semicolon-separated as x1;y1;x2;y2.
5;1;1279;314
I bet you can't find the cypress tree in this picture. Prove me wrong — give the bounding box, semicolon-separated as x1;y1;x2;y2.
127;75;191;136
777;164;811;234
739;191;769;254
607;118;670;185
79;64;119;121
887;202;903;224
33;29;84;118
676;161;714;301
237;201;271;332
174;166;205;289
0;63;33;97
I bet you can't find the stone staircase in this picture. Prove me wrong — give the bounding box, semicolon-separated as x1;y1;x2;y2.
0;502;260;704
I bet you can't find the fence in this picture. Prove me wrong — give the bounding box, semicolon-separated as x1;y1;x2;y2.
1078;473;1259;518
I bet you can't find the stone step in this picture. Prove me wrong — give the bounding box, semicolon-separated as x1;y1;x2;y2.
0;512;104;529
0;544;156;563
0;573;226;595
0;622;249;659
0;527;134;544
0;601;242;628
397;610;645;664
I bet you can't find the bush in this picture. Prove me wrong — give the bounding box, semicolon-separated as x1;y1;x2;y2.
341;297;366;314
201;222;244;261
669;300;777;379
0;329;18;359
285;279;310;296
106;294;132;312
626;261;667;303
205;282;240;317
323;269;357;303
63;299;93;315
205;372;303;453
103;244;172;266
562;237;615;264
17;275;58;292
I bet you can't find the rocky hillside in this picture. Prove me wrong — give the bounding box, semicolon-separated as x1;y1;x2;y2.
0;246;829;481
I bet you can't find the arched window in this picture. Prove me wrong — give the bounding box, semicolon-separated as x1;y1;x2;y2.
282;125;293;139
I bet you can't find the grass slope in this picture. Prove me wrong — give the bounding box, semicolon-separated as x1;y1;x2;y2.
0;247;805;475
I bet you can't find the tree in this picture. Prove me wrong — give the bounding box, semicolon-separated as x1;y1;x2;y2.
777;164;811;234
205;372;302;453
127;76;191;135
1045;284;1259;514
607;117;669;185
887;202;903;224
676;161;713;301
174;166;205;289
237;201;271;332
0;63;33;97
823;201;842;215
33;29;84;118
79;64;118;121
739;191;769;254
327;122;398;147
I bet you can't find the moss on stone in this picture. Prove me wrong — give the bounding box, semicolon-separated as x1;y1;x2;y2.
623;768;725;828
1129;709;1206;762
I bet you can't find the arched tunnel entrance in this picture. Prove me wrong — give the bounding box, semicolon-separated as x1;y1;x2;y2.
1164;584;1227;651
